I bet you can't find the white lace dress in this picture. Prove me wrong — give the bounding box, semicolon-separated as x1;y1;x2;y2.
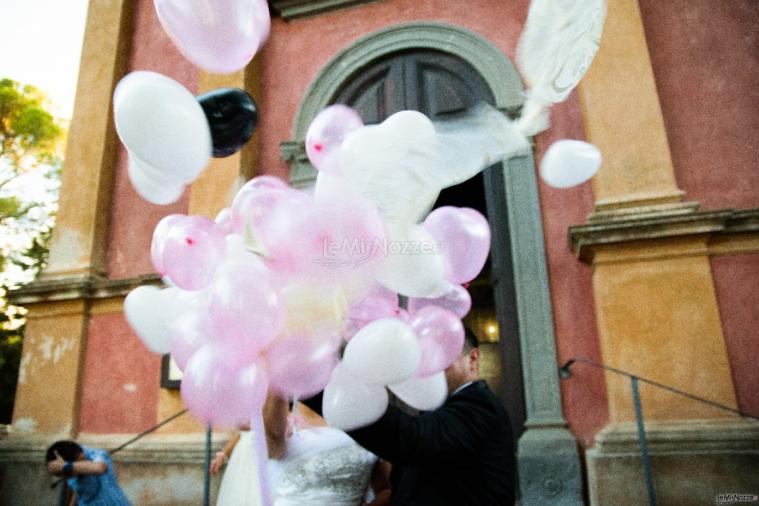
268;426;378;506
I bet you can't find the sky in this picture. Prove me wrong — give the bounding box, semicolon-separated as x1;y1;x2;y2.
0;1;89;285
0;0;90;119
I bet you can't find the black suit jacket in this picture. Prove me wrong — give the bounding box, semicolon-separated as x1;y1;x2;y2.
347;380;516;506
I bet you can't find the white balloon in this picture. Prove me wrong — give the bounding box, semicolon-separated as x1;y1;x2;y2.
113;71;211;185
313;171;361;203
127;153;185;205
323;362;389;431
539;139;601;188
382;110;436;141
334;104;530;225
389;372;448;411
343;318;421;385
124;285;184;353
376;223;449;298
129;149;184;185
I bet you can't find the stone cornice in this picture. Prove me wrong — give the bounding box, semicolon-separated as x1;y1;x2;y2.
271;0;381;20
6;273;163;306
590;419;759;455
569;208;759;263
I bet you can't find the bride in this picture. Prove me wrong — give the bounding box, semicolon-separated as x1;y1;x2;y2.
265;395;390;506
212;395;390;506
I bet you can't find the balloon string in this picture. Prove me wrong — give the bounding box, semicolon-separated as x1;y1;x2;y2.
251;411;272;506
291;397;299;434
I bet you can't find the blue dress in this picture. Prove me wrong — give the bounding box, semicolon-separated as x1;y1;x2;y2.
66;447;131;506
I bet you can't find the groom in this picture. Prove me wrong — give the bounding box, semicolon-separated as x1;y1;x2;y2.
306;328;516;505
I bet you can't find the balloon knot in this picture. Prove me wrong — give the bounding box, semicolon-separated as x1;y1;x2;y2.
314;143;324;152
462;282;470;289
186;237;195;246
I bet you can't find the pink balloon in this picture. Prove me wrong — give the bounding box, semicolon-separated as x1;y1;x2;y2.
265;333;339;399
237;175;289;196
408;284;472;318
170;332;203;372
180;345;269;427
229;185;310;242
396;308;411;322
265;195;386;287
169;294;216;370
423;207;491;284
348;285;399;321
154;0;270;74
305;105;364;173
157;215;228;290
409;306;465;377
151;214;185;276
343;285;400;341
209;254;283;353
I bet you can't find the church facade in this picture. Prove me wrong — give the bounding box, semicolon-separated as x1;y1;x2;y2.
2;0;757;504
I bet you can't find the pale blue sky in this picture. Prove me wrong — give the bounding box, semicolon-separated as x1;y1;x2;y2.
0;0;90;119
0;1;89;284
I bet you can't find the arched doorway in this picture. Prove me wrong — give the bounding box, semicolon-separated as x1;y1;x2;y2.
332;48;527;440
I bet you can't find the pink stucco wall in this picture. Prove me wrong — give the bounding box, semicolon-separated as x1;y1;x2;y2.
79;313;161;433
106;0;197;279
639;0;759;211
535;96;608;447
710;253;759;417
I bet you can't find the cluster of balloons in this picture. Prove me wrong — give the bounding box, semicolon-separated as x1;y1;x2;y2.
123;96;603;430
117;1;607;502
125;103;494;428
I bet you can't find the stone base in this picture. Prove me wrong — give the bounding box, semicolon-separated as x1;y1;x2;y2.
0;433;228;505
518;427;584;505
586;419;759;506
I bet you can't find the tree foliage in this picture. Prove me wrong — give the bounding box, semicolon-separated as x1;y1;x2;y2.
0;78;65;423
0;78;62;167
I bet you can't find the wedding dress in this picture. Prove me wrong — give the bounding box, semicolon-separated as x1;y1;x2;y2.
216;430;262;506
268;426;378;506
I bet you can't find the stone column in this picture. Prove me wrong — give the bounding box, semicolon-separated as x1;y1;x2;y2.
10;0;135;437
571;1;756;504
577;0;693;219
44;0;134;281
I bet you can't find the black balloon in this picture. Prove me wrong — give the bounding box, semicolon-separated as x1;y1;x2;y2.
197;88;258;158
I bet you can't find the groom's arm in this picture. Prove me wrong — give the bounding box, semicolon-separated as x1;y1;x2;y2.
263;394;290;459
348;391;497;465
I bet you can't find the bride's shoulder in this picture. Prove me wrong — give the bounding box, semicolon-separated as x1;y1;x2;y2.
289;426;354;451
275;425;375;463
